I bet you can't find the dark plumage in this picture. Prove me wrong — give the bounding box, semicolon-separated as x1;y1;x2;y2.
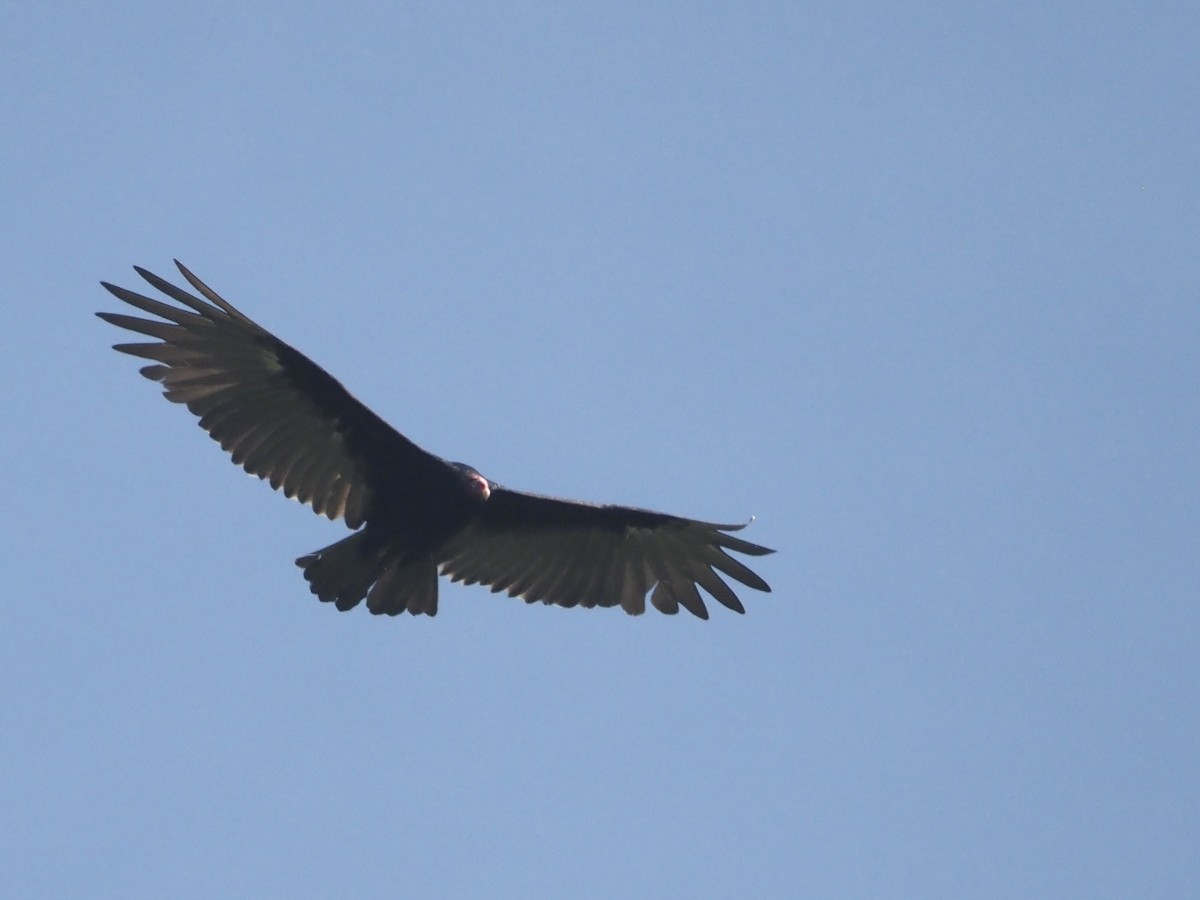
98;262;774;619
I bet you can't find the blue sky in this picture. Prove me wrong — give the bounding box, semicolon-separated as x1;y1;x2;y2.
3;3;1197;897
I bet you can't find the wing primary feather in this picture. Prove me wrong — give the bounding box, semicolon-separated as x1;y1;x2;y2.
692;565;745;615
174;260;272;333
96;312;186;342
99;283;208;325
704;545;772;593
128;268;224;318
112;342;205;364
713;526;776;557
673;579;710;620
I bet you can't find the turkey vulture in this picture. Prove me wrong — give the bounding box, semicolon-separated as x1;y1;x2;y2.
97;262;774;619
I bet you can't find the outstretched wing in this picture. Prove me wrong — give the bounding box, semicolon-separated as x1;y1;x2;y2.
438;488;774;619
97;261;447;528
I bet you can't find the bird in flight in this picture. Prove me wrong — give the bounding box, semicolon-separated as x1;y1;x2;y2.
98;262;774;619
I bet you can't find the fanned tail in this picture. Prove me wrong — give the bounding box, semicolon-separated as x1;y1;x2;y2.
296;533;439;616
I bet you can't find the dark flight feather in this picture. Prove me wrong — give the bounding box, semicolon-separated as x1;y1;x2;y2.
98;261;775;619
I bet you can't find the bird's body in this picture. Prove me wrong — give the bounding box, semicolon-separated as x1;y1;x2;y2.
98;262;774;619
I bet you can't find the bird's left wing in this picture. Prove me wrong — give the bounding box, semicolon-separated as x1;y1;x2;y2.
97;261;447;529
438;487;774;619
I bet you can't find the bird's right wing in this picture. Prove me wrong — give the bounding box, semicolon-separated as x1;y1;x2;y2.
97;261;448;528
439;487;774;618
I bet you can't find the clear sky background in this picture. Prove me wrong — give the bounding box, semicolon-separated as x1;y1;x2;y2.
3;4;1197;898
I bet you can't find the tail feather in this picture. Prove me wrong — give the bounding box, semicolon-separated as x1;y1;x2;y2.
296;532;378;611
367;554;439;616
295;532;440;616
